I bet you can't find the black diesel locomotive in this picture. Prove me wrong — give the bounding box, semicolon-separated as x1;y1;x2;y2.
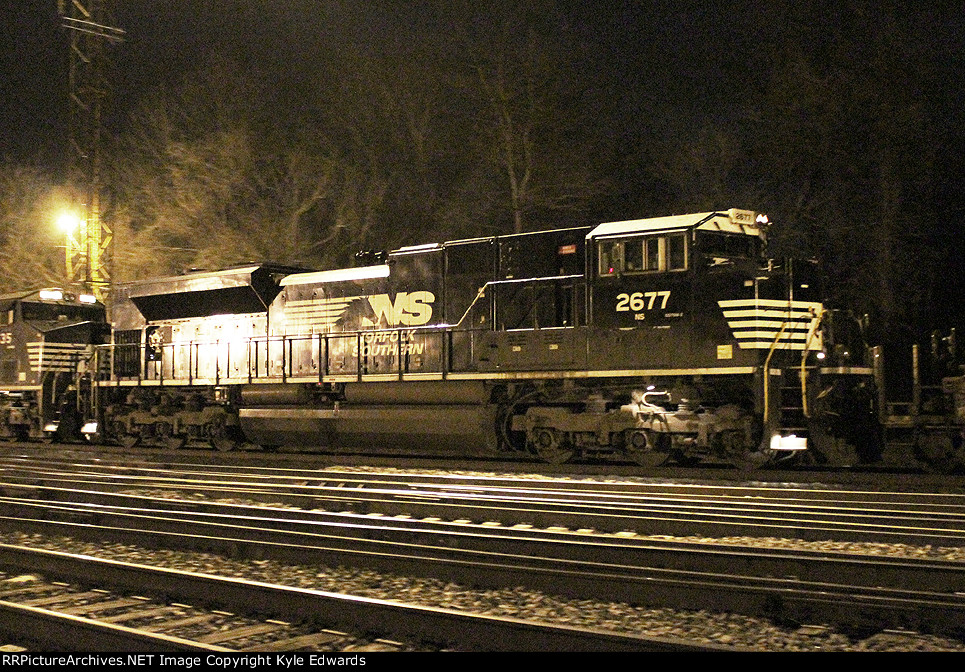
0;288;107;441
91;208;881;467
2;208;946;468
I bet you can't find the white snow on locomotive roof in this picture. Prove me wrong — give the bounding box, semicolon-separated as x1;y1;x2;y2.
588;208;765;240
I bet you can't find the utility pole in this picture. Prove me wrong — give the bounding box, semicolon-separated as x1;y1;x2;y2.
58;0;124;299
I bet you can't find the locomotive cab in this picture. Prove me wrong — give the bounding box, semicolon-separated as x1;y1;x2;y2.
573;209;876;466
586;209;777;372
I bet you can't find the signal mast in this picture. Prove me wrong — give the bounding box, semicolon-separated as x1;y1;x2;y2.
57;1;124;299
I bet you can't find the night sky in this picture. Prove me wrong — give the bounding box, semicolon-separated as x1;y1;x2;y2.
4;2;962;168
2;2;963;205
0;1;787;167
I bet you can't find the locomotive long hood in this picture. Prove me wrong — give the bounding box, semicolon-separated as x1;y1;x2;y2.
127;264;305;321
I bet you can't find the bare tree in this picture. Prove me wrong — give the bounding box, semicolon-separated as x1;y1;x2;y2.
449;0;608;233
0;163;72;290
747;2;942;332
647;0;948;335
112;59;335;279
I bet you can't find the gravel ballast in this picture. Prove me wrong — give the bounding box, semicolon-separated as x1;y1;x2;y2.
5;463;965;651
4;530;965;652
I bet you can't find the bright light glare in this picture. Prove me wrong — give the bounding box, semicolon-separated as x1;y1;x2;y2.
281;265;391;286
58;212;82;234
79;294;97;304
39;289;64;301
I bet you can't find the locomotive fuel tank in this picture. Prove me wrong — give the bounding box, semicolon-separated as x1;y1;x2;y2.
237;380;498;454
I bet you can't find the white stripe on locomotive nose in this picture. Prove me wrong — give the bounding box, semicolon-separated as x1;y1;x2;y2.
27;342;90;372
718;298;821;309
722;309;817;319
726;319;814;329
736;342;813;350
732;331;812;340
718;299;823;350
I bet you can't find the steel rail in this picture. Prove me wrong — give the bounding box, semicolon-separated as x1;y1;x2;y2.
0;544;730;652
5;454;965;526
5;453;965;510
0;500;964;639
0;491;964;595
5;453;965;505
2;440;961;488
3;472;965;546
6;452;965;503
0;599;232;652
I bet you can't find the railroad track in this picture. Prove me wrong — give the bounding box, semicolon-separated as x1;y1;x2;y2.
0;485;964;640
0;545;721;652
2;454;965;545
1;485;965;591
11;438;964;484
1;451;964;646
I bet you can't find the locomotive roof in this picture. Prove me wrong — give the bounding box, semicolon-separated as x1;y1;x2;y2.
280;264;391;287
0;288;50;304
0;288;102;307
123;263;306;289
588;209;765;240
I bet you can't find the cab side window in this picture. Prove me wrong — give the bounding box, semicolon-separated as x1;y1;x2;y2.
598;240;622;277
667;233;687;270
624;238;661;272
598;234;688;276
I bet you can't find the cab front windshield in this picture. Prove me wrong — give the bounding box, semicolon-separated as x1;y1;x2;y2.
696;231;761;259
21;302;104;322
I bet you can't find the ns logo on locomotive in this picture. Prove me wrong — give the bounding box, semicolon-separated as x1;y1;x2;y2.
0;209;961;470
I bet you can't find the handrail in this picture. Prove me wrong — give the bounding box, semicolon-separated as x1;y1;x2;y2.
762;319;790;427
450;274;583;329
96;326;475;382
93;276;587;382
799;307;825;418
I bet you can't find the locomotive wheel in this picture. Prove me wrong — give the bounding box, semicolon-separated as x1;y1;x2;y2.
532;427;574;464
154;420;186;449
208;423;241;452
716;430;769;470
211;437;239;452
0;426;29;443
623;430;666;467
154;421;173;448
731;449;772;471
915;430;963;474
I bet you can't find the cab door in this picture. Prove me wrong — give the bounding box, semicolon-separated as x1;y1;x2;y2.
588;232;692;371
